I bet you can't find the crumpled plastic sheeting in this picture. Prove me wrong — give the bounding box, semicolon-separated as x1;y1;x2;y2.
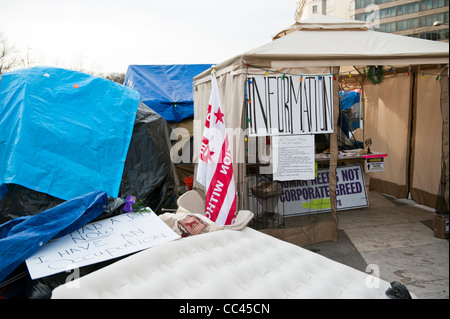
385;281;412;299
0;103;178;223
124;64;213;122
339;90;361;110
0;184;65;225
119;102;178;214
0;190;108;284
0;66;140;201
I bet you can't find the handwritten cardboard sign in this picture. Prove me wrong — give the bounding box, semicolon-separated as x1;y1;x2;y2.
25;210;180;279
249;165;368;216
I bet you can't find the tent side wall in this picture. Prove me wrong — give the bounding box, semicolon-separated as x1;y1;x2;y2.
410;69;446;210
363;74;412;198
439;73;449;213
363;66;449;213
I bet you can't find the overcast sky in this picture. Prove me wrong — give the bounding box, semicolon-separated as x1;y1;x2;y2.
0;0;298;74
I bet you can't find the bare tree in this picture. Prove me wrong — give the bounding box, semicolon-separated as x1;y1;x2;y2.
104;72;126;84
20;47;36;69
69;51;105;76
0;31;19;74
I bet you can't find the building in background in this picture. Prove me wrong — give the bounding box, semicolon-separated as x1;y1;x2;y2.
354;0;449;41
295;0;354;21
295;0;449;41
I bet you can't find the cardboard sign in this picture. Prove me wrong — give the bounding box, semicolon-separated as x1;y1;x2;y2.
250;165;368;216
25;210;180;279
246;74;334;136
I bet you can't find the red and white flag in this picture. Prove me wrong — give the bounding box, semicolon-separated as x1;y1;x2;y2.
196;74;236;226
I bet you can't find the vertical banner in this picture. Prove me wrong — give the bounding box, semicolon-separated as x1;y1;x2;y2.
196;75;236;226
247;74;334;136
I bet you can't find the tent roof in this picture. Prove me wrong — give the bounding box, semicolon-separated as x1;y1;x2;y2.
195;15;448;81
246;28;448;66
273;14;368;39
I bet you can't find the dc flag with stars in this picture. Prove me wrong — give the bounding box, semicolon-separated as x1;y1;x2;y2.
196;74;236;226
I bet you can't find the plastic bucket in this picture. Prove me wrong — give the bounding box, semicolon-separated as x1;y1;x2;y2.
184;176;194;191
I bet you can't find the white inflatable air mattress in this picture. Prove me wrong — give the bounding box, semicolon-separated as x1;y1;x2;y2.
52;227;396;299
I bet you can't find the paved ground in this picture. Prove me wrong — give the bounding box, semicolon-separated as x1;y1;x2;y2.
305;191;449;299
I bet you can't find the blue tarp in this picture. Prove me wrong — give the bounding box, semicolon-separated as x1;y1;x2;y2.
124;64;213;122
339;90;361;110
0;190;108;284
0;66;140;201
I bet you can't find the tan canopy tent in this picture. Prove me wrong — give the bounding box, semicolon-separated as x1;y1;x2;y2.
193;15;449;246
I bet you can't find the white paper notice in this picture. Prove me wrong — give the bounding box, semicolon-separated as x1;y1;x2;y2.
25;210;180;279
273;135;315;181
